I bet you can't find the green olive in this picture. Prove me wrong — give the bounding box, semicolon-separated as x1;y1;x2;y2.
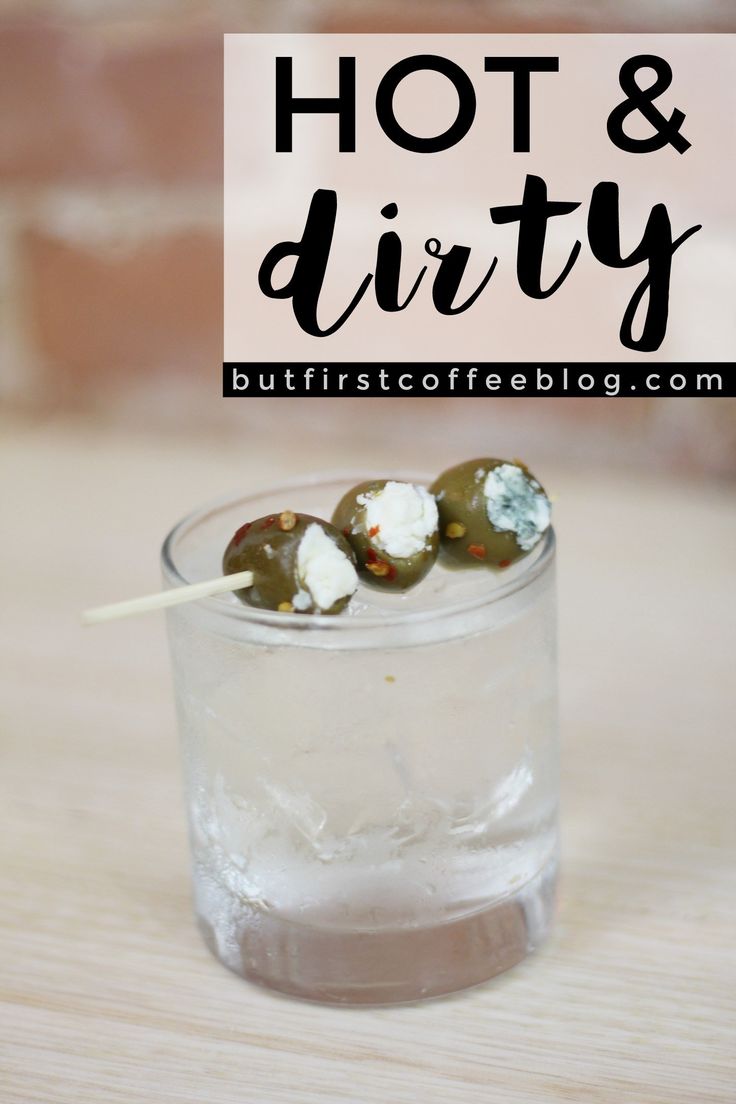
331;480;439;590
430;458;551;568
222;511;358;614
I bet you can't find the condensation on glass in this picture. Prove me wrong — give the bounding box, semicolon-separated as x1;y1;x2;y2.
162;476;559;1004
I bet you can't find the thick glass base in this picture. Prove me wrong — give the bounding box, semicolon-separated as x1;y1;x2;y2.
197;857;557;1005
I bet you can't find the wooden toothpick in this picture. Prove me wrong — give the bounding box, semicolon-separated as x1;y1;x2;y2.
82;570;254;626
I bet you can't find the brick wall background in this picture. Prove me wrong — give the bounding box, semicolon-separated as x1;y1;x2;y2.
1;1;734;478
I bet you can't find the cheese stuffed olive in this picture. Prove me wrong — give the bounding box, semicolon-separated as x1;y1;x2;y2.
430;459;551;568
332;480;439;590
223;511;358;614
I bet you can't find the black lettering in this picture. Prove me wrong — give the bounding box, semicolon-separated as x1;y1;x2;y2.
257;189;372;337
587;181;700;352
275;56;356;152
483;57;559;152
424;238;497;314
376;55;476;153
491;174;581;297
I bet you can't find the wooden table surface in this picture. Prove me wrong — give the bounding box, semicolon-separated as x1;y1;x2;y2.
2;414;735;1104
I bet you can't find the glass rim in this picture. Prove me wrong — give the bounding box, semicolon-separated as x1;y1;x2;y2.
160;471;556;634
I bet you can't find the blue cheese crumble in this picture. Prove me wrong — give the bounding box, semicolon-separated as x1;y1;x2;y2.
483;464;551;551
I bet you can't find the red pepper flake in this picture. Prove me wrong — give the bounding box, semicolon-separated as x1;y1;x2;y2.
233;522;251;545
368;525;380;538
259;515;277;530
367;559;397;580
342;526;351;537
366;548;378;564
498;559;511;569
467;543;487;560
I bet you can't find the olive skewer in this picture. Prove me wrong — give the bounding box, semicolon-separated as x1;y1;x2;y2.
81;569;254;626
82;459;553;626
83;510;359;624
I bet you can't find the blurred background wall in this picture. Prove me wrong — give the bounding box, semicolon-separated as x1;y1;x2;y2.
1;0;734;479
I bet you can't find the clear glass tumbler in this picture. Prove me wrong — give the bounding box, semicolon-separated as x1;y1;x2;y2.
162;475;559;1004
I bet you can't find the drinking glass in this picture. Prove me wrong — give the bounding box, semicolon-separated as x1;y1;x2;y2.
162;475;559;1004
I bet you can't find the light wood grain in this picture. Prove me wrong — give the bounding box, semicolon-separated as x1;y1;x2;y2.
1;414;735;1104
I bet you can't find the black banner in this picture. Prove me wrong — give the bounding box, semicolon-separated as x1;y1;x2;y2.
223;362;732;398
